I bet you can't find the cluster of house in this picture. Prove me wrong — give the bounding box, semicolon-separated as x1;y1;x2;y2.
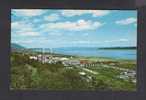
118;70;136;83
29;54;136;83
29;54;68;64
29;54;100;67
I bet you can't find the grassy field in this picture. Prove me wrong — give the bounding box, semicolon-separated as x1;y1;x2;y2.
11;52;136;91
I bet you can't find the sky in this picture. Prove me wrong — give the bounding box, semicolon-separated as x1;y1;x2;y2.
11;9;137;48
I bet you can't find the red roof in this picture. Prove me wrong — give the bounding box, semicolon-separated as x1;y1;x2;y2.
80;60;89;64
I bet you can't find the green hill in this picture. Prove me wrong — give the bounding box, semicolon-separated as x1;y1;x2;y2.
11;43;25;49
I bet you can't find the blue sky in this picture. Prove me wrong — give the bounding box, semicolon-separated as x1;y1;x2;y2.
11;9;137;48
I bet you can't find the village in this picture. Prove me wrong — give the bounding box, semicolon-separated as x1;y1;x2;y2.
29;53;136;84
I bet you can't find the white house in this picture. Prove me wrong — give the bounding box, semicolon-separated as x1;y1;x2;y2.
29;56;37;60
62;60;80;66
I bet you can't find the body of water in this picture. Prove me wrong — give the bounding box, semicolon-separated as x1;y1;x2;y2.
50;47;136;60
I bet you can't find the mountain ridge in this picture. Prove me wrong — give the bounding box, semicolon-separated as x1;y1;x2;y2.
11;43;25;49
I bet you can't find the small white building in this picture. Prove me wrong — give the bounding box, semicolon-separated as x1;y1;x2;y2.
62;60;80;66
59;57;69;61
118;75;129;80
79;72;86;76
29;56;37;60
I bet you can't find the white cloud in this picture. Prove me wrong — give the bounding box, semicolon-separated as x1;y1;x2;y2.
44;14;60;21
91;10;110;17
61;10;87;17
12;9;46;16
11;21;21;29
115;17;137;25
119;39;129;41
61;10;110;17
104;39;129;43
40;19;103;31
17;32;40;36
11;21;40;36
11;21;33;30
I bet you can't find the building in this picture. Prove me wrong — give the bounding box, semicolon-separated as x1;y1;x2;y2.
29;56;38;60
80;60;97;67
62;60;80;66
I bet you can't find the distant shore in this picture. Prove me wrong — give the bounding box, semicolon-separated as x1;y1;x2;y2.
99;46;136;50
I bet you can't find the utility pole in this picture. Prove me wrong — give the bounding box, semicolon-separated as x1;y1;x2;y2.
50;48;53;54
50;48;53;58
42;48;45;64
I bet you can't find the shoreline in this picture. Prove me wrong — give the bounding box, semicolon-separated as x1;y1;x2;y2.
11;50;136;62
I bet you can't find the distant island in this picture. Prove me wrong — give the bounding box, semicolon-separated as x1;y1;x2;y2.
99;46;136;50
